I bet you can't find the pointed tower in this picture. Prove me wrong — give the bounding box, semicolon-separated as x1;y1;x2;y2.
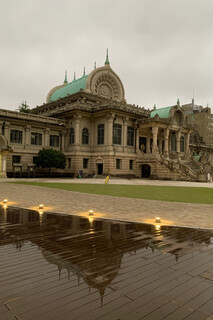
64;70;68;84
105;48;110;66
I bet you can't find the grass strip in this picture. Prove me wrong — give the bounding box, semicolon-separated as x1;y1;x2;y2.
10;181;213;204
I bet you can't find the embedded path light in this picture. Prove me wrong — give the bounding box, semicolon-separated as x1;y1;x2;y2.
3;199;8;204
39;204;44;210
89;210;94;216
155;217;161;223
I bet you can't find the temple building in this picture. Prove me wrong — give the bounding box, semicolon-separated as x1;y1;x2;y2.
0;52;212;181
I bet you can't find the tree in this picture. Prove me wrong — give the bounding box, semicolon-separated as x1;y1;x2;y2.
35;148;66;176
17;101;31;113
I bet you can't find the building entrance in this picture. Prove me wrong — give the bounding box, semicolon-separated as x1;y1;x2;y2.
97;163;103;175
141;164;151;178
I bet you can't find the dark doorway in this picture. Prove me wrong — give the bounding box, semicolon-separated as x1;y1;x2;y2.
141;164;151;178
97;163;103;175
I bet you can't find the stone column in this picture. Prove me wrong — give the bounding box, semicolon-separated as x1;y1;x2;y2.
159;139;163;154
90;122;94;149
164;128;170;158
176;131;181;160
122;118;127;150
185;131;191;156
24;125;31;148
4;122;9;141
176;131;181;153
43;128;50;147
74;115;81;149
146;137;150;153
135;127;139;153
106;113;113;151
152;126;159;154
61;130;66;152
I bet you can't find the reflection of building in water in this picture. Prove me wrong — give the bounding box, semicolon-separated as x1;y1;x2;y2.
1;206;213;303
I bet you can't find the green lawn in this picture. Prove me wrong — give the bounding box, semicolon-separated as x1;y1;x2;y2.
10;181;213;204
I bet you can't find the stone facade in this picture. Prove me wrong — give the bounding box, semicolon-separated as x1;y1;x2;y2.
0;61;212;181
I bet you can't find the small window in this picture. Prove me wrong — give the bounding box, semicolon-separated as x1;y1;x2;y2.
171;133;176;152
113;124;122;145
68;158;71;169
31;132;42;145
10;130;23;144
129;160;133;170
127;126;134;146
83;158;88;169
70;127;75;145
82;128;89;145
12;156;21;164
116;159;121;169
50;135;59;147
97;124;104;145
180;136;185;152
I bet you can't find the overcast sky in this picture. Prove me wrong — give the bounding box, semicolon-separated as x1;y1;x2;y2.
1;0;213;112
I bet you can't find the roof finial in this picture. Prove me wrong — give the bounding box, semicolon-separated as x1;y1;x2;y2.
105;48;110;65
94;61;96;69
177;98;180;105
154;104;156;110
83;67;85;76
74;72;76;81
64;70;68;84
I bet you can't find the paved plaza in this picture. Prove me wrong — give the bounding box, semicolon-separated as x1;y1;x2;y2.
1;178;213;320
0;178;213;229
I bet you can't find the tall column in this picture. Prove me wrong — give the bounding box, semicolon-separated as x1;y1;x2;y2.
176;131;181;160
74;115;81;149
90;122;94;149
176;131;181;153
24;125;31;148
152;127;159;154
106;113;113;151
123;118;127;151
164;128;170;158
146;137;150;153
61;130;66;152
43;128;50;147
4;122;9;141
185;131;191;156
159;139;163;154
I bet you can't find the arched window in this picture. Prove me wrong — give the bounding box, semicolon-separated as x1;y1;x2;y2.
69;127;74;145
82;128;89;144
180;136;185;152
171;133;176;152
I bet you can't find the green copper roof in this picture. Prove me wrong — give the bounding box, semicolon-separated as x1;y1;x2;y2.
150;106;172;119
49;75;88;102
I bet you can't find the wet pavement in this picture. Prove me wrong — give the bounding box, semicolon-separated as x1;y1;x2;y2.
1;206;213;320
0;181;213;229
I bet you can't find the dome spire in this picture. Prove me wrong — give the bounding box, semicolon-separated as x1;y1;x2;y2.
105;48;110;65
83;67;85;76
73;72;76;81
64;70;68;84
94;61;96;69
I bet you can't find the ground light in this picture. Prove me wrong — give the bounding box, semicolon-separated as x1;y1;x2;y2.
89;210;94;216
39;204;44;209
3;199;8;204
155;217;161;223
